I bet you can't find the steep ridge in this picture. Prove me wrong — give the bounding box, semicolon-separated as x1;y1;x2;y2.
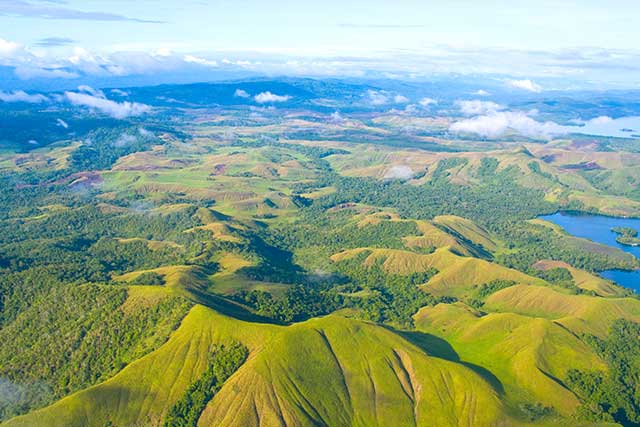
199;315;512;427
4;305;521;427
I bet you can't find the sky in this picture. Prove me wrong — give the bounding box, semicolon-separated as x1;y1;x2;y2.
2;0;640;87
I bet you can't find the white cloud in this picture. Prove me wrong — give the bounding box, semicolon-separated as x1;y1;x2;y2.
450;110;567;139
184;54;218;67
366;90;390;105
56;118;69;129
254;91;291;103
419;97;437;106
0;90;48;103
111;89;129;97
394;94;409;104
14;67;79;80
588;116;613;125
329;111;344;123
77;85;105;97
451;112;640;140
384;165;414;180
0;38;21;57
404;104;418;114
234;89;250;98
65;91;152;119
473;89;490;96
506;79;543;93
456;100;504;115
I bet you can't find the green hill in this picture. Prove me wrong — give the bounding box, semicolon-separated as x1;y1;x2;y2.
414;303;606;416
4;306;518;427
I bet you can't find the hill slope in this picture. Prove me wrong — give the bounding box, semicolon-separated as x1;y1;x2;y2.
4;305;522;427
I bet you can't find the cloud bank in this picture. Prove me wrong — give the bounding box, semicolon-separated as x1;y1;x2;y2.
419;97;437;106
0;90;48;103
65;87;151;119
450;110;567;139
183;55;218;67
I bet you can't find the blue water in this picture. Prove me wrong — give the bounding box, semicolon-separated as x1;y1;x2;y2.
574;116;640;139
539;212;640;291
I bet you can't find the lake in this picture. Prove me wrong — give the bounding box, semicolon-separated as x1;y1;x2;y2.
573;116;640;139
539;212;640;291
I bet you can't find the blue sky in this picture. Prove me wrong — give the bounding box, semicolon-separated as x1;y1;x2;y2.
2;0;640;87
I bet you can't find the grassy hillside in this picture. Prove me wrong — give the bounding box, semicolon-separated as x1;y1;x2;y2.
485;285;640;337
331;247;545;299
4;304;619;427
414;303;606;416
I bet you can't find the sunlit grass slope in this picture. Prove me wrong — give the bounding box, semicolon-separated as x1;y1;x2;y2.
331;247;544;297
533;260;624;297
5;305;525;427
2;306;280;427
199;315;515;427
432;215;499;253
485;284;640;337
414;303;606;416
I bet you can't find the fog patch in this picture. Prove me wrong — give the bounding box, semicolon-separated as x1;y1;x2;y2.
384;165;414;180
110;89;129;97
113;133;137;148
394;95;409;104
0;377;52;418
138;128;154;138
365;90;390;106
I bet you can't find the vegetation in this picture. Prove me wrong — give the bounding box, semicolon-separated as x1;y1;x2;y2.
612;226;640;246
163;343;248;427
567;319;640;425
468;279;517;308
2;88;640;427
0;285;191;421
129;271;166;285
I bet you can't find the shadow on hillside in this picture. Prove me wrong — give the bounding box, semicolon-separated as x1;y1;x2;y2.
392;328;505;396
394;329;460;361
187;286;282;325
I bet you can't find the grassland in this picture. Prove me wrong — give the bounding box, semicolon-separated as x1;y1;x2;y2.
0;304;580;427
